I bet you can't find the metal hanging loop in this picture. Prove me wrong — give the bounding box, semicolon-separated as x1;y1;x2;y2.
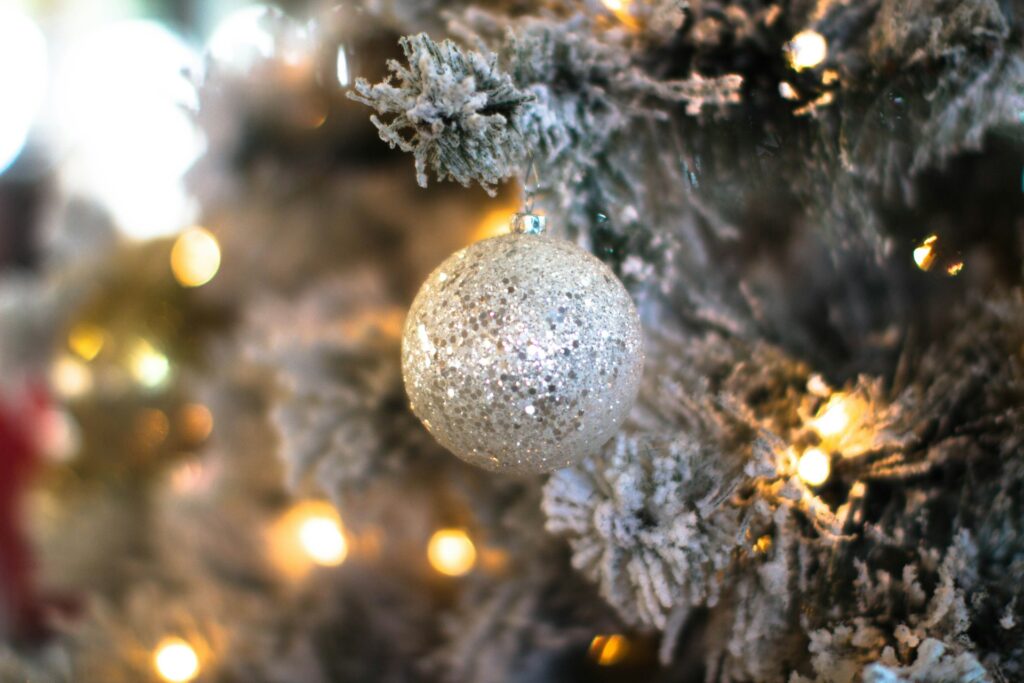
512;155;547;235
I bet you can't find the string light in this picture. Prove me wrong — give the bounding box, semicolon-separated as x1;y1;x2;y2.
38;407;81;463
786;30;828;71
153;637;200;683
752;535;772;554
269;501;348;578
779;81;799;100
50;355;93;398
298;508;348;567
601;0;640;29
170;460;213;494
68;323;106;361
171;227;221;288
178;403;214;444
589;634;630;666
427;529;477;577
913;235;938;271
129;339;171;389
813;393;851;438
946;260;964;276
207;5;314;76
797;447;831;486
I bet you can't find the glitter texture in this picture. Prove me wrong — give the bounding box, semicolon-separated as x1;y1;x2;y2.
401;231;644;473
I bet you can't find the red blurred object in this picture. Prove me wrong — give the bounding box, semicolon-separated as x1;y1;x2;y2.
0;381;58;642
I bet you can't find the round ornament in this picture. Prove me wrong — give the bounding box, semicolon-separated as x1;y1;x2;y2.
401;216;643;474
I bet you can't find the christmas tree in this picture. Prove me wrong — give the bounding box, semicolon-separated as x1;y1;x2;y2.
1;1;1023;681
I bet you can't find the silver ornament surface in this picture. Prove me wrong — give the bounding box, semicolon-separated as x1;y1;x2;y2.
401;231;643;474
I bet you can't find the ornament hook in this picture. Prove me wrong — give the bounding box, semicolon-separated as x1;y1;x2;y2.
513;155;546;235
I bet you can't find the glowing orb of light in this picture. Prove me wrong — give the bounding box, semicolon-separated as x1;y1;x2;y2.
601;0;641;29
50;355;93;399
589;634;630;666
913;234;938;271
68;322;106;361
171;226;221;287
797;447;831;486
427;529;477;577
206;5;314;75
814;393;851;438
129;339;171;389
786;30;828;71
0;7;47;175
153;637;200;683
298;512;348;567
55;20;202;240
269;500;349;577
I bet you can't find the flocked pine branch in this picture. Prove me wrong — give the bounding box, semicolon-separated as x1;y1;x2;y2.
351;20;742;194
543;431;774;629
349;33;534;193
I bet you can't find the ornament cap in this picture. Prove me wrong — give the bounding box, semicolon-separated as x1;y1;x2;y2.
511;212;546;235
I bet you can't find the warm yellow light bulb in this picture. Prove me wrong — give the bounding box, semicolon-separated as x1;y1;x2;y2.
68;323;105;361
797;447;831;486
913;235;938;271
752;535;773;554
946;260;964;276
171;226;221;288
298;512;348;566
179;403;214;444
589;634;630;666
269;500;349;579
786;30;828;71
471;205;517;243
427;529;477;577
154;638;200;683
50;355;93;398
601;0;640;29
813;394;850;438
130;339;171;389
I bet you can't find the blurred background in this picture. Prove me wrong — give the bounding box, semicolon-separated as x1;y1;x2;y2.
6;1;1023;681
0;2;592;682
1;0;365;252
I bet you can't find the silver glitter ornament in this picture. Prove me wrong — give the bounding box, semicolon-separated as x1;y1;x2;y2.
401;215;643;474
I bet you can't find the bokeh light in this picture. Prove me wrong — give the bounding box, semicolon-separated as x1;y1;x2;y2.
129;339;171;389
786;30;828;71
171;227;221;287
269;500;349;578
589;634;630;666
797;447;831;486
68;323;106;361
427;528;477;577
913;234;938;271
601;0;640;29
206;5;314;75
55;20;202;240
38;406;81;463
178;403;214;444
813;393;851;438
298;511;348;566
50;354;93;398
153;637;200;683
0;6;47;175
